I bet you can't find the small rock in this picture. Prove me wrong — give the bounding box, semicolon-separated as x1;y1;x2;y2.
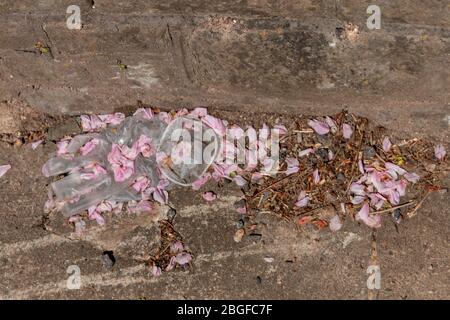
167;208;177;221
363;146;376;159
392;209;402;224
316;148;329;162
233;229;245;243
263;257;274;263
102;251;116;268
235;219;245;229
233;199;246;209
337;172;346;182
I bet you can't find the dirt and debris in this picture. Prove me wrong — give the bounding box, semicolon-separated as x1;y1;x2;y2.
34;106;448;279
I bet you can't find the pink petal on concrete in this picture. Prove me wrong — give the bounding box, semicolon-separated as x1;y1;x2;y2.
356;203;381;228
434;144;446;161
202;191;217;202
329;215;342;232
382;137;392;153
0;164;11;178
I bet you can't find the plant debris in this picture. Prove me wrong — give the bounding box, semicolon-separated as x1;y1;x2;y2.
40;107;448;275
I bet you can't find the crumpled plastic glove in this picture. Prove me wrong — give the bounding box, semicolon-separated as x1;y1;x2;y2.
42;111;218;218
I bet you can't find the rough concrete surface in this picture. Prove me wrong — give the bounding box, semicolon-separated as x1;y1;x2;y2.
0;1;449;299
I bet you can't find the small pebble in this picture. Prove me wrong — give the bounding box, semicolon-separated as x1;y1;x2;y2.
392;209;402;224
102;251;116;268
233;229;245;243
316;148;329;162
167;208;177;220
235;219;245;229
363;146;376;159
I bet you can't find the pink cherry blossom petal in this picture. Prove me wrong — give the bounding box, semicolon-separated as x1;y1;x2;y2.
152;265;162;277
356;203;381;228
404;172;420;183
174;252;192;265
298;148;315;157
382;137;392;153
295;191;309;207
285;157;299;175
312;169;320;184
329;215;342;232
79;138;99;156
135;134;156;157
325;116;338;133
342;123;353;139
133;108;154;120
202;115;226;136
0;164;11;178
308;119;330;135
128;200;154;214
31;139;44;150
192;173;211;190
434;144;446;161
234;175;247;187
202;191;217;202
132;176;150;192
189;107;208;118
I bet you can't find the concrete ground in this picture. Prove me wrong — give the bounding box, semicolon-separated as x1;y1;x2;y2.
0;1;449;299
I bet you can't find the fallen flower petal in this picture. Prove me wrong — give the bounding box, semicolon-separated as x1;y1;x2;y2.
192;173;211;190
385;162;407;176
202;191;217;202
313;169;320;184
358;160;365;174
329;215;342;232
251;172;264;184
56;138;71;156
298;148;315;157
234;175;248;187
285;157;299;175
152;265;162;277
342;123;353;139
236;206;247;214
128;200;154;214
31;139;44;150
325;116;338;133
308;119;330;135
434;144;446;161
174;252;192;265
189;107;208;118
295;191;309;207
404;172;420;183
133;108;154;120
356;203;381;228
350;182;366;196
135;134;156;158
0;164;11;178
132;176;150;192
382;137;392;153
351;195;366;205
79;138;99;156
202;115;226;136
170;242;184;254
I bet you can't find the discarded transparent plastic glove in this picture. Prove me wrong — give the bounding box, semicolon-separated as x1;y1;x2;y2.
43;111;222;218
